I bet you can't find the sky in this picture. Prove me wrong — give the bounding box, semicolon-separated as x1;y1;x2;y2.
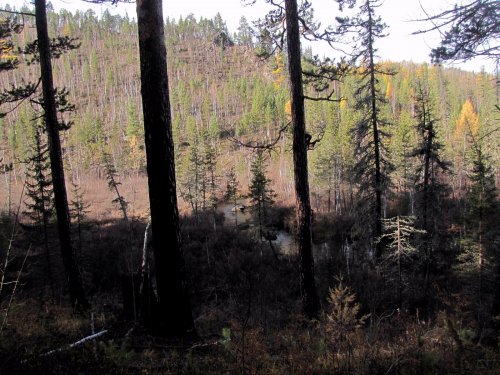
1;0;495;72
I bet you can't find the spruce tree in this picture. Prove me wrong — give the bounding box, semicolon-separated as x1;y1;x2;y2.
337;0;393;259
411;81;450;297
180;141;204;214
69;177;90;260
103;152;128;221
462;144;497;305
203;140;218;210
224;167;240;225
248;151;275;240
23;119;55;297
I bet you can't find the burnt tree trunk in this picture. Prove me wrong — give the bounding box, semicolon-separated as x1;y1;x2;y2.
285;0;320;319
35;0;88;309
136;0;195;337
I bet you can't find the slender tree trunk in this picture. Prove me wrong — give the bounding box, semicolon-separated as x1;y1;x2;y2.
397;216;402;308
136;0;195;337
422;110;433;297
366;1;383;259
478;218;483;305
285;0;320;319
35;0;88;309
234;196;238;226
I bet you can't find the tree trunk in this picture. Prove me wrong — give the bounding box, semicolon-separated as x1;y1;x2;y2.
422;106;433;298
136;0;195;337
366;0;383;259
35;0;88;309
285;0;320;319
397;216;402;308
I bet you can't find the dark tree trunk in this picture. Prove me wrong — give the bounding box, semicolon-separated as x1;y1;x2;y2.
366;0;383;259
285;0;320;319
136;0;195;337
35;0;88;309
422;111;433;294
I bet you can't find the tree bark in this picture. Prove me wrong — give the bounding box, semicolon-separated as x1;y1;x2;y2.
136;0;195;337
35;0;88;309
285;0;320;319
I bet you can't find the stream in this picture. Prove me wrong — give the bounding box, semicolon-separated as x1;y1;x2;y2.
219;201;330;258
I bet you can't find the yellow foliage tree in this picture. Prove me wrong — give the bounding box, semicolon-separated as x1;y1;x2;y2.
385;80;393;100
285;99;291;118
0;18;18;68
62;22;71;37
272;53;285;89
128;135;144;172
455;97;480;140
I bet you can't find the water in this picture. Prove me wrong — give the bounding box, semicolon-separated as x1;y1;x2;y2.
218;202;330;257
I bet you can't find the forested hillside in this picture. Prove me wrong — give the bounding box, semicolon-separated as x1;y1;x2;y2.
1;7;497;213
0;3;499;374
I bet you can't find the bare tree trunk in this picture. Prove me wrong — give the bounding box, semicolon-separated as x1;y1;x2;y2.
136;0;195;337
285;0;320;319
35;0;88;309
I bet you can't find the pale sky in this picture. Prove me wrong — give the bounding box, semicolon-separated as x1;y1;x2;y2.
1;0;495;72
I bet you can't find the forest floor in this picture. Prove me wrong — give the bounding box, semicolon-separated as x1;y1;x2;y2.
1;193;500;374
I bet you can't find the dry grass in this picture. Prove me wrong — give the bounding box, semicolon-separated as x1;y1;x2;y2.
1;173;499;374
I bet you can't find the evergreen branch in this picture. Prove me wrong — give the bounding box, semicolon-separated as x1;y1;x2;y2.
0;8;35;17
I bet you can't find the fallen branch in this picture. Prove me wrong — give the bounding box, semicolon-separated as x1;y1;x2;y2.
33;330;108;360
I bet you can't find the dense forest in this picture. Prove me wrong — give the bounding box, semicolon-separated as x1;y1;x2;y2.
0;1;499;373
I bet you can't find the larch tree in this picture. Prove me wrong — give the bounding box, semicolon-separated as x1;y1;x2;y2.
35;0;88;309
454;97;480;192
136;0;195;337
0;14;22;72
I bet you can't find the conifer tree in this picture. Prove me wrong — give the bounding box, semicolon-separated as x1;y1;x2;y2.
103;152;128;221
23;119;55;297
412;82;450;296
224;167;240;225
0;14;22;72
203;140;218;210
237;16;253;47
250;0;350;318
414;0;499;63
180;140;204;214
461;143;497;305
248;151;275;240
380;215;425;307
69;177;90;259
454;97;480;192
35;0;88;309
337;0;393;259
